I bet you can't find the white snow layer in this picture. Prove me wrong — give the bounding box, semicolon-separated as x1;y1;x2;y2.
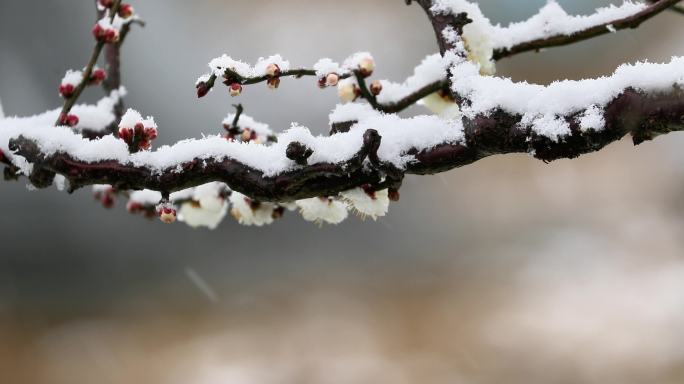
432;0;648;51
451;56;684;140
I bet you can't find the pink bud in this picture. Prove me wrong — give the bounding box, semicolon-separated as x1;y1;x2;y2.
144;126;158;141
92;23;105;40
118;3;134;18
126;201;143;213
370;80;383;96
59;84;75;98
325;73;339;87
267;77;280;90
89;68;106;85
134;122;144;136
118;127;133;142
229;83;242;97
265;63;281;78
98;0;114;8
358;58;375;77
60;114;79;127
159;207;177;224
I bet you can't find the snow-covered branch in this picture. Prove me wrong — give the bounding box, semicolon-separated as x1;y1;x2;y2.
1;0;682;229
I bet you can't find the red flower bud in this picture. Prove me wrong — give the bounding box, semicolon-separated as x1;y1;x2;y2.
318;77;327;89
104;28;119;43
59;84;75;98
118;127;133;142
126;201;143;213
134;122;144;136
229;83;242;97
267;77;280;90
388;189;400;202
98;0;114;8
59;114;79;127
89;68;107;85
92;23;105;40
101;193;114;209
118;4;134;18
159;207;177;224
196;82;210;98
144;126;158;141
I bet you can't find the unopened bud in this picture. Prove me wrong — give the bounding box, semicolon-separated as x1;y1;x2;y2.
118;3;134;18
59;84;75;98
338;83;358;103
370;80;383;96
265;63;281;78
159;206;177;224
326;73;339;87
229;83;242;97
267;77;280;90
196;82;210;98
358;57;375;77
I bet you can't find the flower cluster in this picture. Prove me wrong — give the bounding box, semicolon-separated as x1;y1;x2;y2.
117;109;158;151
92;16;121;43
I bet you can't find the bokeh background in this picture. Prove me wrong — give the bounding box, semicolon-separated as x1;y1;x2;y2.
1;0;684;383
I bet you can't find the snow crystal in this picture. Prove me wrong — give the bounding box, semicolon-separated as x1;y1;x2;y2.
490;1;646;50
313;58;344;77
328;103;378;124
342;52;374;71
433;0;648;53
222;113;273;136
72;88;126;132
61;70;83;86
119;108;143;128
208;55;253;78
578;105;606;132
376;53;453;104
253;54;290;76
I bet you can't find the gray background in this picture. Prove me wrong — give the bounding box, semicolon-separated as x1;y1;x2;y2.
1;1;684;383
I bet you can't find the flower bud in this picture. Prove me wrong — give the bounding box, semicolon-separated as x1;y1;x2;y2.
196;82;210;98
89;68;107;85
267;77;280;90
92;23;105;40
358;58;375;77
59;84;75;98
118;127;133;142
104;28;119;43
159;207;177;224
337;83;358;103
229;83;242;97
126;201;143;213
241;128;256;142
59;113;79;127
318;77;327;89
325;73;339;87
98;0;114;8
144;126;158;141
118;3;134;18
370;80;383;96
265;63;281;78
388;189;400;202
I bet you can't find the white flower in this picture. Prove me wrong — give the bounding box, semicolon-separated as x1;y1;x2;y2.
178;198;228;230
296;197;349;225
420;92;461;119
229;191;277;227
337;79;357;103
340;187;389;220
462;21;496;75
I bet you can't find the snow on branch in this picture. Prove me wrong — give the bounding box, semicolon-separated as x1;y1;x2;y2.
1;0;683;229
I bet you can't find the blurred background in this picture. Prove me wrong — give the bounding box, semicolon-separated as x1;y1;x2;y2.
1;0;684;383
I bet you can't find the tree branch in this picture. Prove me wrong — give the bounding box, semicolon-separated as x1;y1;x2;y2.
9;87;683;202
493;0;681;60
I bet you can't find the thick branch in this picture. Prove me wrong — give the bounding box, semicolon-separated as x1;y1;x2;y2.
493;0;681;60
10;88;683;202
409;0;472;55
